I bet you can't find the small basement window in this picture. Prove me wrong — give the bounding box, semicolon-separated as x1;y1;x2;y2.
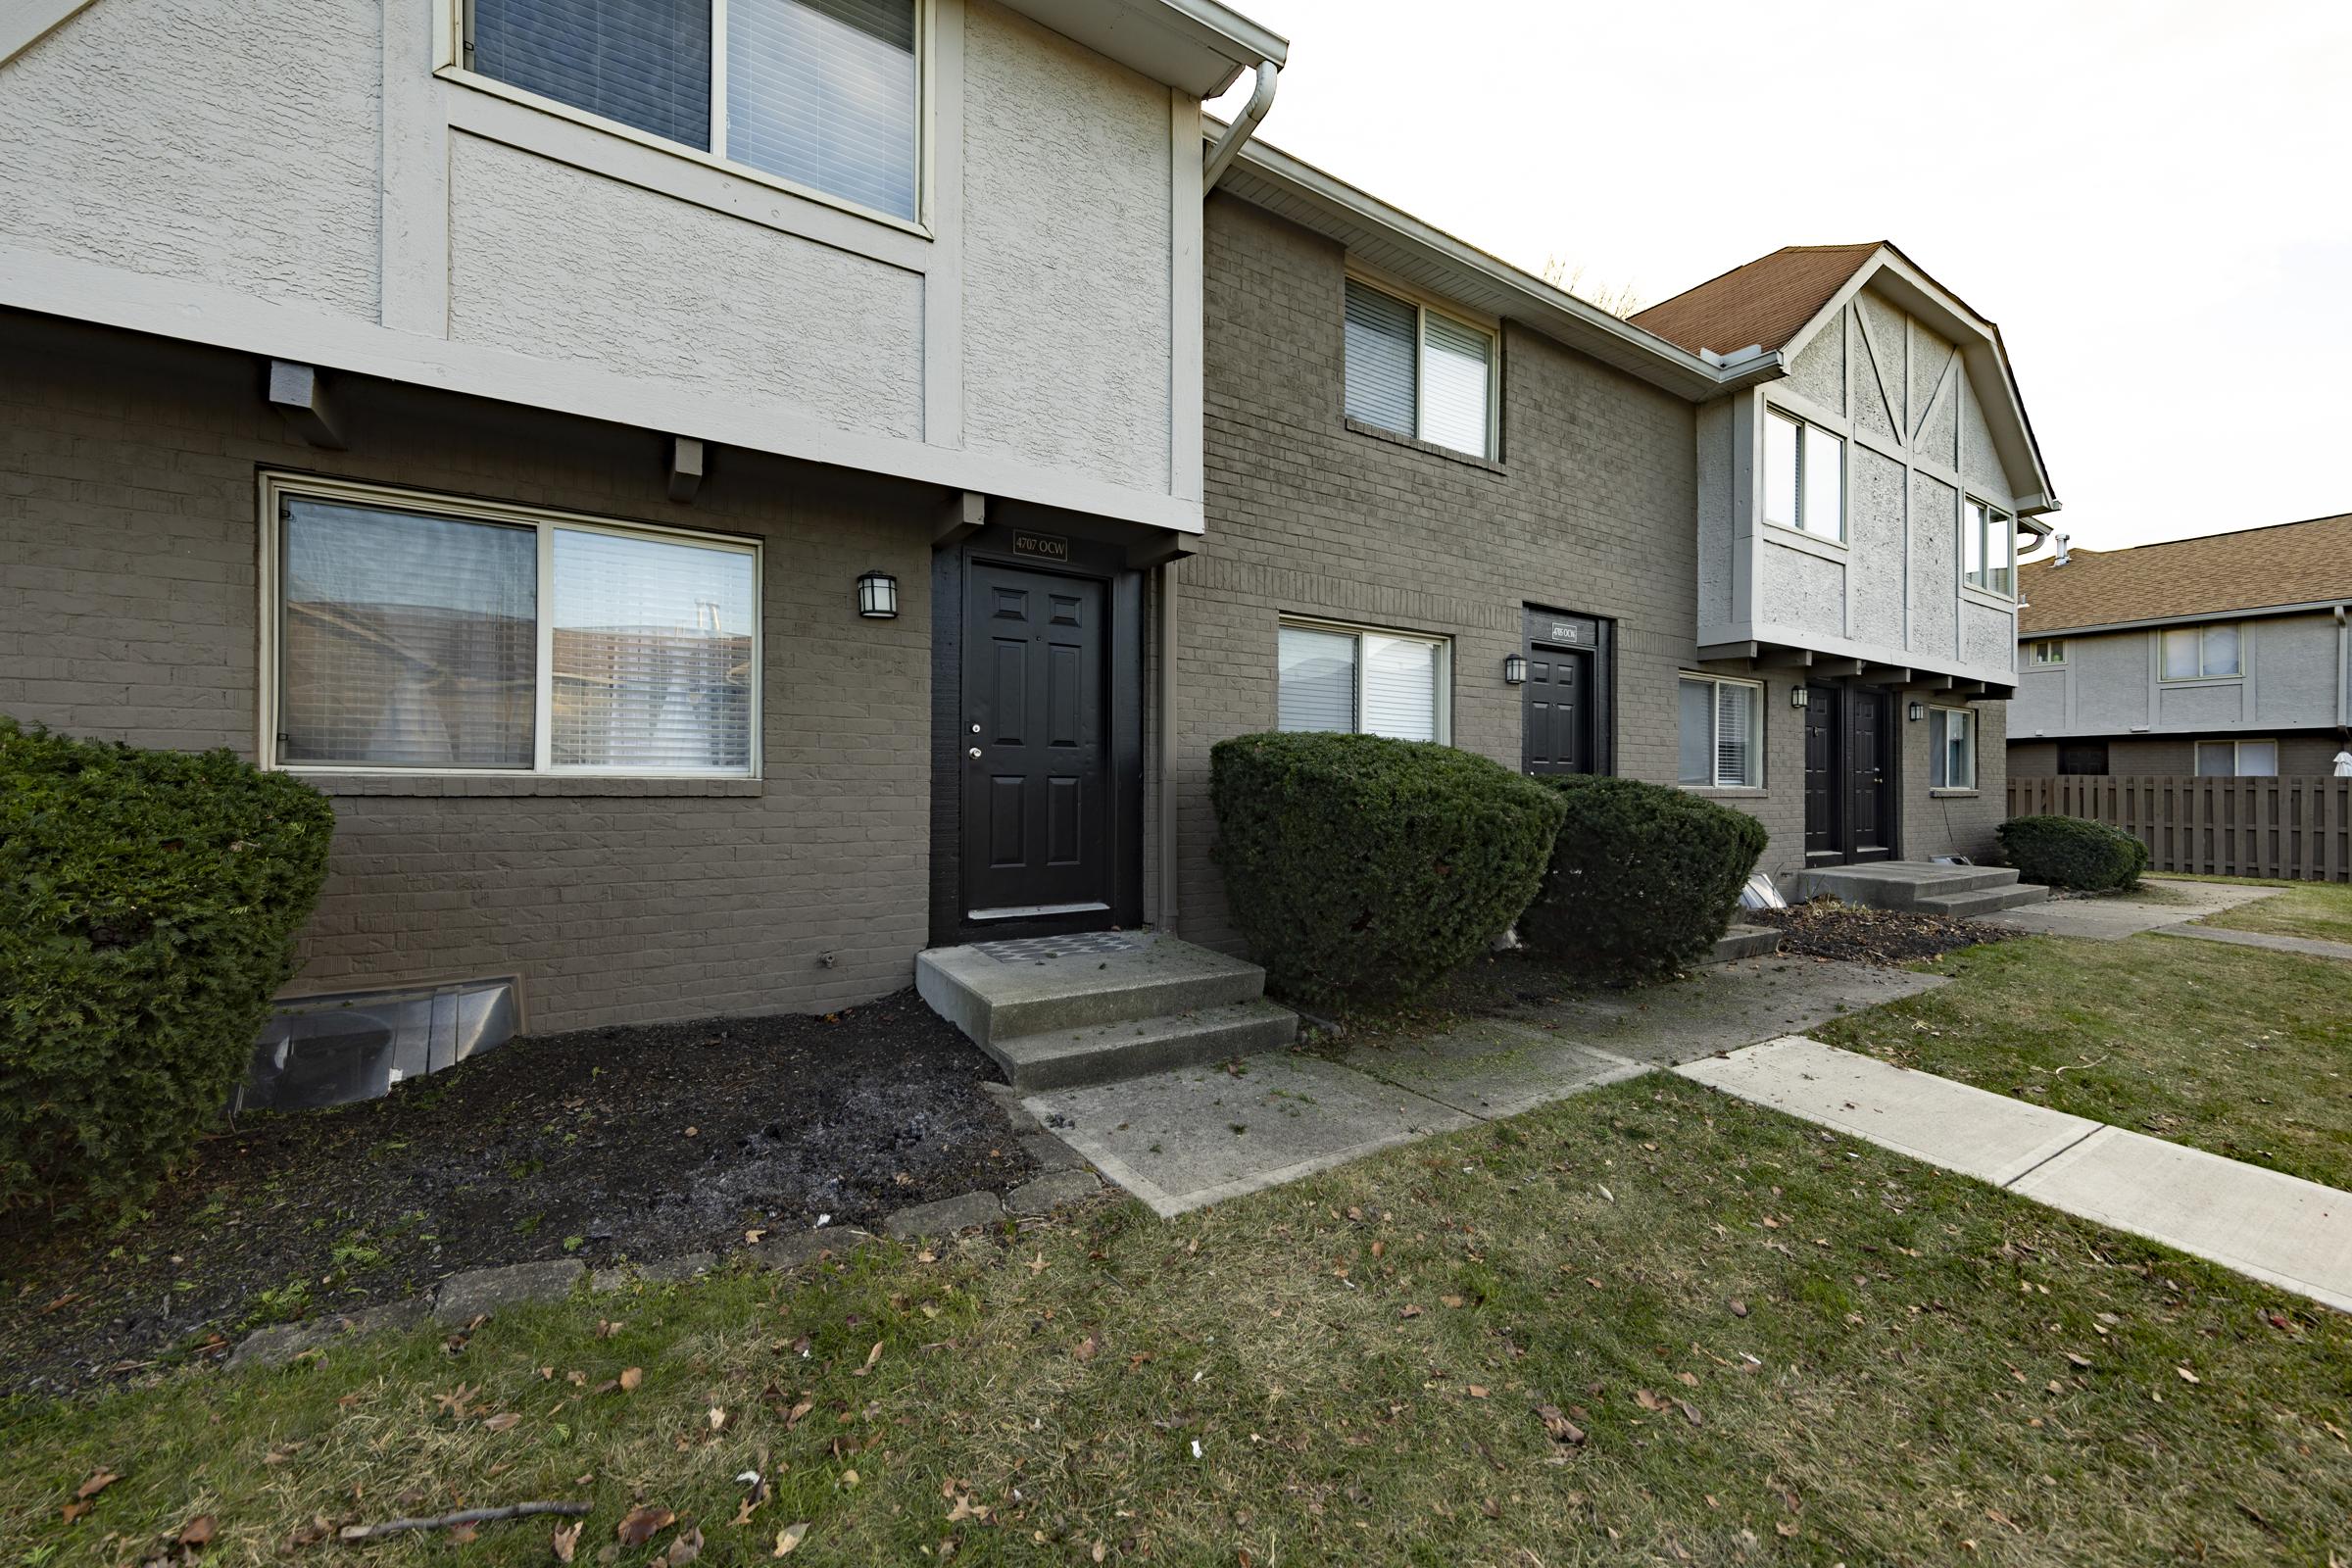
1677;675;1762;789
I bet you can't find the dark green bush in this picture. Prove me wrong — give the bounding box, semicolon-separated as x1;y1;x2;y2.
1997;814;2149;892
1518;775;1768;982
2;719;334;1215
1209;732;1566;1006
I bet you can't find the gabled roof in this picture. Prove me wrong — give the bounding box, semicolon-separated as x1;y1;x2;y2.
2020;514;2352;634
1630;244;1883;359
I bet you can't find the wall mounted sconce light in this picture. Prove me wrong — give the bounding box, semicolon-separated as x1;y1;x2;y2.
1907;700;1927;722
1502;654;1528;686
856;571;899;618
1789;686;1810;710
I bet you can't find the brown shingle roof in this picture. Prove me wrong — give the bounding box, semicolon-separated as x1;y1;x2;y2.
1631;243;1885;357
2019;514;2352;634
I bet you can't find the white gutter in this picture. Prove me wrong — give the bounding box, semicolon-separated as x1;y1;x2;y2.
1201;59;1278;190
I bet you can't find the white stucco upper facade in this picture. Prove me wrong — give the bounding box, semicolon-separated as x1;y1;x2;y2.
1694;252;2055;689
0;0;1281;533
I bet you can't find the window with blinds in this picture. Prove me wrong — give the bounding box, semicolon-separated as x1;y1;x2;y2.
1675;675;1762;789
1929;708;1976;789
1277;620;1448;743
271;480;759;776
466;0;919;221
1342;276;1495;459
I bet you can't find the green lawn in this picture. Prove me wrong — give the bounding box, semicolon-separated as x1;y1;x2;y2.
1818;933;2352;1192
2190;878;2352;946
7;1075;2349;1566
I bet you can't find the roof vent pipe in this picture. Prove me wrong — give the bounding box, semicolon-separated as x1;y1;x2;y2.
1202;60;1279;191
2053;531;2071;565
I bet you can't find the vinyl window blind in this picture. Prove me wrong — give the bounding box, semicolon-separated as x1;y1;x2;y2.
1676;676;1761;788
1278;621;1447;743
273;482;759;776
1343;276;1494;459
1930;709;1975;789
467;0;918;220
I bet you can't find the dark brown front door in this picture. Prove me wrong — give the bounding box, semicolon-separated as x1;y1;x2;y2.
1804;682;1896;864
961;562;1110;920
1521;608;1612;777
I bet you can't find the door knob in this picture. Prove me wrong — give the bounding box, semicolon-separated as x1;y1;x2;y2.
968;747;982;759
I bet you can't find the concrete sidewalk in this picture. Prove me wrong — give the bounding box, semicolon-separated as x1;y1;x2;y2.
1981;877;2278;941
1027;956;1944;1216
2156;922;2352;963
1679;1036;2352;1313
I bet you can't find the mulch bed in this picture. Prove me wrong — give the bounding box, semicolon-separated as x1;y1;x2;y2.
1755;899;2000;967
0;989;1031;1396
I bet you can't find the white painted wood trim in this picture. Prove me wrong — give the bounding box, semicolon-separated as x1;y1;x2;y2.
922;0;965;447
0;0;91;66
1167;85;1203;502
0;244;1204;533
381;0;452;336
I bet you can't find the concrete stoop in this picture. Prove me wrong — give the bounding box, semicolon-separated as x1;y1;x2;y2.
917;930;1298;1092
1787;860;2050;918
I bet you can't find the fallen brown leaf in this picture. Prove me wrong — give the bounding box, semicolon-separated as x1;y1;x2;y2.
773;1521;810;1556
618;1367;644;1393
180;1514;217;1548
616;1506;675;1546
552;1520;583;1562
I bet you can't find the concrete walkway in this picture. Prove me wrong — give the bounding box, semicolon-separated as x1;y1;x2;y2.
1980;877;2278;941
2156;922;2352;963
1679;1036;2352;1313
1025;956;1945;1216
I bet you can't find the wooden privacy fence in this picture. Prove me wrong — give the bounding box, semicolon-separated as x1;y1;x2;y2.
2006;774;2352;882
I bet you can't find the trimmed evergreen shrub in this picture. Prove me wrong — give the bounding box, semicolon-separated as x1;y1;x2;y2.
1210;732;1566;1006
1518;775;1769;982
1;719;335;1215
1997;814;2149;892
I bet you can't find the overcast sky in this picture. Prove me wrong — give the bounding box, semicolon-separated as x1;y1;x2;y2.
1209;0;2350;557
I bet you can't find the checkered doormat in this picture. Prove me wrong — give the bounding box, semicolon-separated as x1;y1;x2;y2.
975;931;1138;964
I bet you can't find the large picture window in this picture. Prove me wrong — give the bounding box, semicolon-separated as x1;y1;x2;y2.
1964;497;2016;595
1343;276;1497;459
1677;676;1762;789
2162;623;2241;680
1929;708;1976;789
464;0;920;222
269;477;759;776
1277;620;1449;743
1763;408;1843;540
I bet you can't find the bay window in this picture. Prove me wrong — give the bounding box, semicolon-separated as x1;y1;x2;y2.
1677;676;1762;789
269;476;760;776
464;0;921;222
1929;708;1976;790
1343;276;1497;460
1763;408;1843;540
1277;620;1449;743
1964;497;2016;595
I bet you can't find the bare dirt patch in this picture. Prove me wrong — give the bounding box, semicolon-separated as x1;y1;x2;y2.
0;989;1029;1395
1755;899;1997;967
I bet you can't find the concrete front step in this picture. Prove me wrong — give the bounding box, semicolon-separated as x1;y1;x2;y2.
986;999;1299;1092
1916;883;2051;918
1786;860;2022;911
917;931;1269;1046
1707;923;1783;964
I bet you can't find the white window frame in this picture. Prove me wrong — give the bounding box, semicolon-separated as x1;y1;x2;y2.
1963;496;2016;596
2195;739;2278;778
436;0;934;238
1677;674;1765;790
257;471;763;779
1276;616;1453;744
1930;707;1977;791
2160;623;2243;681
1762;406;1845;543
2028;638;2066;665
1342;270;1501;461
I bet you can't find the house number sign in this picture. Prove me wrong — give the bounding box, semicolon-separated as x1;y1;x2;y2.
1548;621;1585;644
1013;531;1070;563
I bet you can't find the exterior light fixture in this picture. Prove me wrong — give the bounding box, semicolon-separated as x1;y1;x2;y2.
856;571;899;618
1789;686;1810;710
1907;700;1927;722
1502;654;1529;686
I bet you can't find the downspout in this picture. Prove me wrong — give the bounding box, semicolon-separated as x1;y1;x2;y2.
2336;604;2349;729
1201;60;1279;190
1155;563;1181;932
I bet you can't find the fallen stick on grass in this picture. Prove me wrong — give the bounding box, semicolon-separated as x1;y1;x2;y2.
338;1501;591;1541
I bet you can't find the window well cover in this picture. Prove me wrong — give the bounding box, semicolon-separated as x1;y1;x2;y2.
239;979;518;1113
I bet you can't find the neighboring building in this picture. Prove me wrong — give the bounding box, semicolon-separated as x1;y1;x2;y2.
2011;515;2352;777
0;0;2060;1039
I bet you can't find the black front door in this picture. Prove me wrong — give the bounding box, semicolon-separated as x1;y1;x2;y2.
961;561;1110;920
1803;683;1840;860
1521;608;1612;777
1844;687;1894;862
1804;682;1896;864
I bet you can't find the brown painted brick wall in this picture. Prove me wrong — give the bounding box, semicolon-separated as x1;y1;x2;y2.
1;311;936;1033
1174;195;2006;948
